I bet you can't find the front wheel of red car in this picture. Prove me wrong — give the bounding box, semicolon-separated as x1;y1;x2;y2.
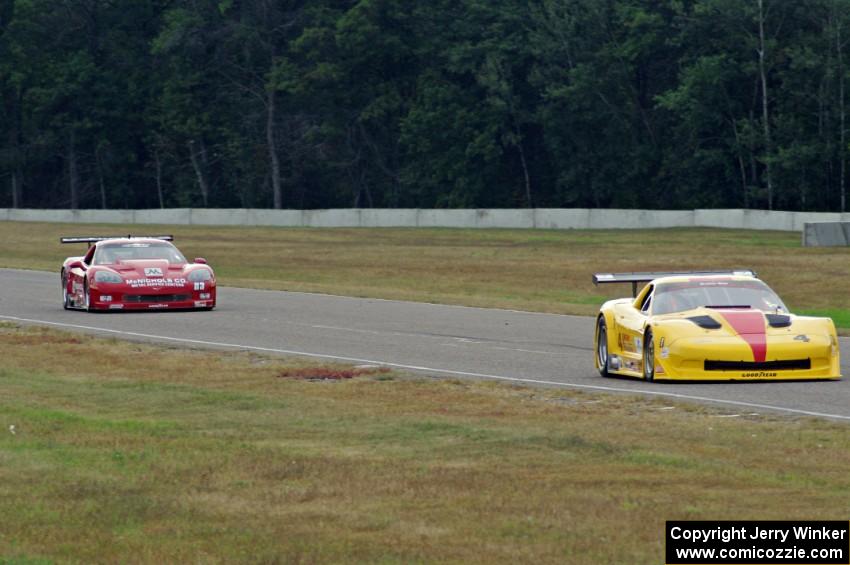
61;270;71;310
643;328;655;382
83;279;92;312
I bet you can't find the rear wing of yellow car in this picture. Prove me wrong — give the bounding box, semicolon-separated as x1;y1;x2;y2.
592;270;757;297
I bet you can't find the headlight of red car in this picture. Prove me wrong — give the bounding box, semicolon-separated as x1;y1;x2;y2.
188;269;212;282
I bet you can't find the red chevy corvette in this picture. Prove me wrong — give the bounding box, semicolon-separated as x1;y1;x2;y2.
60;235;216;311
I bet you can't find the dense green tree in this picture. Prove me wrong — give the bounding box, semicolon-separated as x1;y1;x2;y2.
1;0;850;211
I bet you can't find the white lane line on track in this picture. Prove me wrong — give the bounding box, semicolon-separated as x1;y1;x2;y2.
3;314;849;422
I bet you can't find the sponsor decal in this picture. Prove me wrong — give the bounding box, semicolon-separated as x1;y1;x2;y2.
144;267;163;277
618;333;640;353
742;371;778;378
108;304;124;310
660;347;670;359
634;337;642;350
199;292;211;299
194;300;207;307
127;278;187;288
147;304;169;309
194;281;205;291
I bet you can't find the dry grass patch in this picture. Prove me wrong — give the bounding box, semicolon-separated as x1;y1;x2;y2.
1;221;848;324
277;366;391;380
1;323;850;564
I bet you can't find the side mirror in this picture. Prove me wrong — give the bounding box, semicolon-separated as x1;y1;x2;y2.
193;258;207;264
67;260;84;270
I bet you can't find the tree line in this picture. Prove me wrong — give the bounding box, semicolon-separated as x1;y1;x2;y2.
1;0;849;211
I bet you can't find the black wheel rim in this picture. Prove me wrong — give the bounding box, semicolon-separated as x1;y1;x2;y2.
645;334;654;379
597;321;608;369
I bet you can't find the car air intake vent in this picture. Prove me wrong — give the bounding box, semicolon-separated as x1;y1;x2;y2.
687;315;722;329
125;294;191;303
766;314;791;328
704;359;811;371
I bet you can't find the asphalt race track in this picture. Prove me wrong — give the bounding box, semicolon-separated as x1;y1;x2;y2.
2;267;850;421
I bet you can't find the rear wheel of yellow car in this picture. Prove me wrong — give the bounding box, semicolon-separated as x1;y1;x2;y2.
596;317;609;377
643;328;655;382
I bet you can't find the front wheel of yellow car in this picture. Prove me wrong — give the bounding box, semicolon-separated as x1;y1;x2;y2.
643;328;655;382
596;317;609;377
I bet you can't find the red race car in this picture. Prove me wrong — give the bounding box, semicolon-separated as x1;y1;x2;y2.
60;235;216;311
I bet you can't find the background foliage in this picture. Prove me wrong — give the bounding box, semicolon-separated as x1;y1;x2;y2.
2;0;850;211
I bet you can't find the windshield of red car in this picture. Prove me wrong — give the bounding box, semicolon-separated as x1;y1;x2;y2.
93;242;187;265
652;279;787;315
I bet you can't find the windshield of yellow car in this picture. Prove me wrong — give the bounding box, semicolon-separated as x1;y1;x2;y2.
93;242;187;265
652;279;787;315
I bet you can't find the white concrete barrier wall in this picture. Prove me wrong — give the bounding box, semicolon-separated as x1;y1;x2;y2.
0;207;847;232
360;209;418;227
134;208;191;224
475;208;534;228
304;209;361;228
533;209;590;229
189;208;249;226
246;209;303;226
75;209;136;224
694;209;745;229
417;209;478;228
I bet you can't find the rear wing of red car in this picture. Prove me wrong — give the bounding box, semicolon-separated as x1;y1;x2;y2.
60;235;174;244
592;270;757;297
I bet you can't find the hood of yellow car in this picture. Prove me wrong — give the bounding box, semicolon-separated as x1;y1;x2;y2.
652;307;831;363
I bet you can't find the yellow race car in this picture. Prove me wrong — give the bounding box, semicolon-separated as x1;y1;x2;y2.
592;271;840;381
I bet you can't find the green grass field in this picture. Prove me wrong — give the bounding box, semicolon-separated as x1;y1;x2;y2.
2;323;850;564
2;222;849;562
1;221;849;324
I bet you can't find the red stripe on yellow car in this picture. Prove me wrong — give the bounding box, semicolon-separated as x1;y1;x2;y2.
716;309;767;362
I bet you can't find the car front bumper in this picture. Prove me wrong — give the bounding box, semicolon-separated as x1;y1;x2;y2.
88;286;216;311
653;334;840;381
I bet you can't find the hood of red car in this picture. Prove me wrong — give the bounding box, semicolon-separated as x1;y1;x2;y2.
110;260;186;279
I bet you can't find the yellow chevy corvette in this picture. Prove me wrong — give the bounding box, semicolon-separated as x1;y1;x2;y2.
592;271;840;381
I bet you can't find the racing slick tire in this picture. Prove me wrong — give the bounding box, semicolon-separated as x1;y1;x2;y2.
643;328;655;382
83;278;92;313
596;316;610;377
61;270;71;310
